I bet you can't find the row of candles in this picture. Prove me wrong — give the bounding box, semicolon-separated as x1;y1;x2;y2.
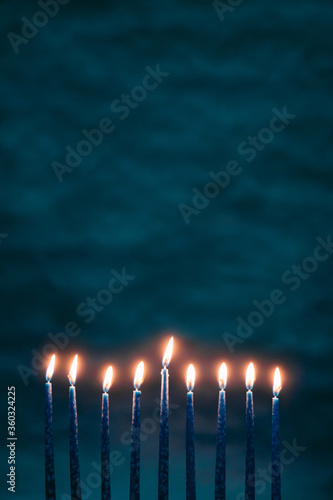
44;338;282;500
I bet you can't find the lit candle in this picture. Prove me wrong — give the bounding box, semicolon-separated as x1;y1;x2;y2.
245;362;255;500
158;337;174;500
68;355;81;500
45;354;56;500
215;362;227;500
130;361;145;500
186;364;196;500
101;366;113;500
272;368;282;500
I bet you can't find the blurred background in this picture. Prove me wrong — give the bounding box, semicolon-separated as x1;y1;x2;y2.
1;0;333;498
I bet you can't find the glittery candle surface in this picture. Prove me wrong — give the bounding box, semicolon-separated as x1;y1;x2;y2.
215;390;226;500
129;390;141;500
45;382;56;500
245;390;255;500
272;397;281;500
101;393;110;500
69;386;81;500
186;391;196;500
158;368;169;500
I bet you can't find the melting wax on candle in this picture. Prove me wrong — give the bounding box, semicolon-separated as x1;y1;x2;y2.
186;364;196;500
45;355;56;500
215;362;227;500
101;366;113;500
68;355;81;500
130;361;144;500
158;337;174;500
245;363;255;500
272;368;282;500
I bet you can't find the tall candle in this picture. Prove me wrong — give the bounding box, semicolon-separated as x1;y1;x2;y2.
68;355;81;500
158;337;174;500
245;362;255;500
272;368;282;500
130;361;145;500
101;366;113;500
215;362;227;500
186;364;196;500
45;354;56;500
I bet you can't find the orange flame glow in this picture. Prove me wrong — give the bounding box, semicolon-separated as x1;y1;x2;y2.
218;362;227;390
133;361;144;390
186;364;195;392
246;362;255;390
162;337;174;367
46;354;55;382
68;355;78;386
273;367;282;397
103;366;113;393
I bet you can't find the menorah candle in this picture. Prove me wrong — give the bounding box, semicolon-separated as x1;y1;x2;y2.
245;362;255;500
272;368;282;500
101;366;113;500
158;337;174;500
186;364;196;500
45;355;56;500
130;361;145;500
68;355;81;500
215;362;227;500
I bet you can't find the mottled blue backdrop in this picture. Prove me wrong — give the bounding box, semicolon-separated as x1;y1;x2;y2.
1;0;332;499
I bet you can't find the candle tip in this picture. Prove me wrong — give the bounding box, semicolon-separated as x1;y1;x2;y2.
218;362;227;390
68;354;78;386
46;354;55;382
246;362;255;390
134;361;144;390
103;366;113;393
273;367;282;397
186;363;195;391
162;336;174;367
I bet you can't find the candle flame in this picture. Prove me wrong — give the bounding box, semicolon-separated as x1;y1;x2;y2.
46;354;55;382
186;364;195;392
68;355;78;386
162;337;174;367
273;367;282;397
133;361;144;390
218;362;227;390
246;362;255;390
103;366;113;393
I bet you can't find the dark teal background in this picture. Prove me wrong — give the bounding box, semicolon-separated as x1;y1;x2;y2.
1;0;332;499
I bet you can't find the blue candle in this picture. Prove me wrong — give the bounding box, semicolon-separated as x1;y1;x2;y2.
68;355;81;500
215;362;227;500
101;366;113;500
186;364;196;500
158;337;174;500
45;355;56;500
272;368;282;500
245;363;255;500
130;361;144;500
